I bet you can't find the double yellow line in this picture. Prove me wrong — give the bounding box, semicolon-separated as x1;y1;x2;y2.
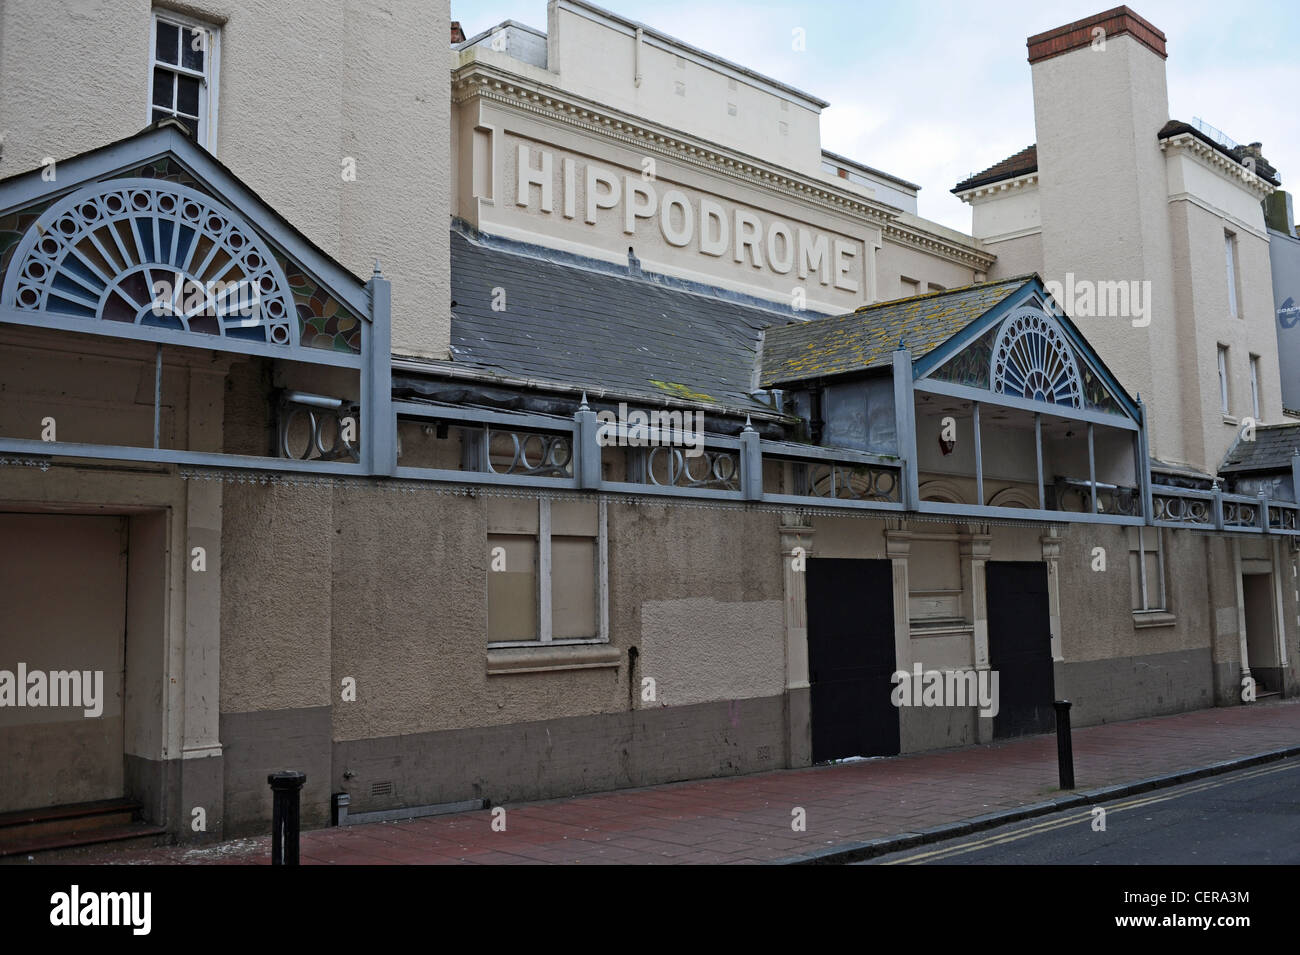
881;760;1298;864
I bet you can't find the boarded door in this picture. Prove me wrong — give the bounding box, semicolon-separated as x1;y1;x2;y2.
807;558;899;761
986;561;1055;739
0;514;127;812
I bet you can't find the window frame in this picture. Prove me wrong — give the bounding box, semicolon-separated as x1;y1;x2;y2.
487;497;608;649
1225;231;1240;320
148;10;221;150
1218;344;1230;415
1249;354;1261;420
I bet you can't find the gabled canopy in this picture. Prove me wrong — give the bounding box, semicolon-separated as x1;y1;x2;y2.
0;121;371;367
916;276;1138;421
760;275;1138;423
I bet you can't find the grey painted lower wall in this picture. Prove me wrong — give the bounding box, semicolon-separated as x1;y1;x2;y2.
900;702;978;754
221;705;333;837
1212;661;1244;707
1056;648;1216;726
331;695;788;820
124;752;180;830
179;754;224;843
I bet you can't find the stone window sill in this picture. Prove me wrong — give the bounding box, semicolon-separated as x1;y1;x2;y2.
1222;414;1238;426
487;643;620;676
1133;609;1176;629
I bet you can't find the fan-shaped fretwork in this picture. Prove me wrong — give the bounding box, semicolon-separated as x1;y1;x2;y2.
1;178;296;346
990;310;1082;407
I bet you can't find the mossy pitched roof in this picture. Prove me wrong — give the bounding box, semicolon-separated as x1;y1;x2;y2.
760;276;1034;387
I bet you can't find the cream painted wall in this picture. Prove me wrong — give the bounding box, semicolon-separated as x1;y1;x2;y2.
1056;525;1212;664
0;0;451;358
1164;150;1281;469
970;183;1041;244
1032;35;1183;466
981;233;1043;281
639;597;784;706
877;238;980;299
547;1;824;175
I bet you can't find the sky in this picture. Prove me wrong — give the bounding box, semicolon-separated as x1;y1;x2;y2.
451;0;1300;234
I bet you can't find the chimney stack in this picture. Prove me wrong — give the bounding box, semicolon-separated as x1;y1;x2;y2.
1028;7;1178;458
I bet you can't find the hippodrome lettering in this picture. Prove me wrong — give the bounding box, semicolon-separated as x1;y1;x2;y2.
514;144;862;292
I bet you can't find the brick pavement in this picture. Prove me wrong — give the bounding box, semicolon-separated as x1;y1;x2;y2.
53;697;1300;865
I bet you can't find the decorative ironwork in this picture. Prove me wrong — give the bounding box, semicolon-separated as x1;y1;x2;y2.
485;428;573;478
1054;479;1141;516
1223;499;1259;528
2;178;297;346
1269;505;1298;532
1153;492;1213;525
991;310;1082;407
642;446;739;491
277;398;359;463
792;461;900;503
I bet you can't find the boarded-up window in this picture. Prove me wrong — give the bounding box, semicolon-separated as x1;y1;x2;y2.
1128;526;1165;612
551;536;597;638
487;534;538;641
485;498;606;645
908;537;963;624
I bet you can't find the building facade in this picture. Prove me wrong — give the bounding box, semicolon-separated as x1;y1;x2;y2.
0;1;1296;849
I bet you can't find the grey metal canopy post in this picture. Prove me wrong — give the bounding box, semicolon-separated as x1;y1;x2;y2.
575;392;602;489
1136;395;1154;524
1035;412;1045;510
973;401;984;507
1087;422;1097;514
364;264;395;476
740;416;762;501
893;345;919;510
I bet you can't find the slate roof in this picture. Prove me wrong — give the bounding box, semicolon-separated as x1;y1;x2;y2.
952;145;1038;193
1219;423;1300;474
759;276;1033;387
449;229;789;411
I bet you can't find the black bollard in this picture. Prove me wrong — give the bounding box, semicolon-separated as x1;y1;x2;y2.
268;771;307;865
1053;700;1074;790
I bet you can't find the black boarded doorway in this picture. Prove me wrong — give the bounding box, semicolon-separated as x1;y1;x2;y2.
806;558;900;761
986;561;1055;738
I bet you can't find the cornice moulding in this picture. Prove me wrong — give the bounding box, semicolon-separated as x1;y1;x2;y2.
1160;133;1276;199
954;173;1040;203
453;62;995;271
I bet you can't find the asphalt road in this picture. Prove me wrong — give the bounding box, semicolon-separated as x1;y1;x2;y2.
867;756;1300;864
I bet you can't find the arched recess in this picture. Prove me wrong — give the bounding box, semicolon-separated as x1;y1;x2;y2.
919;479;968;504
987;487;1038;509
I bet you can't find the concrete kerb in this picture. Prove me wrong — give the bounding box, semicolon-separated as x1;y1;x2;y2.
776;745;1300;865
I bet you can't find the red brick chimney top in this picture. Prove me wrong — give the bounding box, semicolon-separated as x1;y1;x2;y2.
1027;6;1166;64
451;21;467;44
